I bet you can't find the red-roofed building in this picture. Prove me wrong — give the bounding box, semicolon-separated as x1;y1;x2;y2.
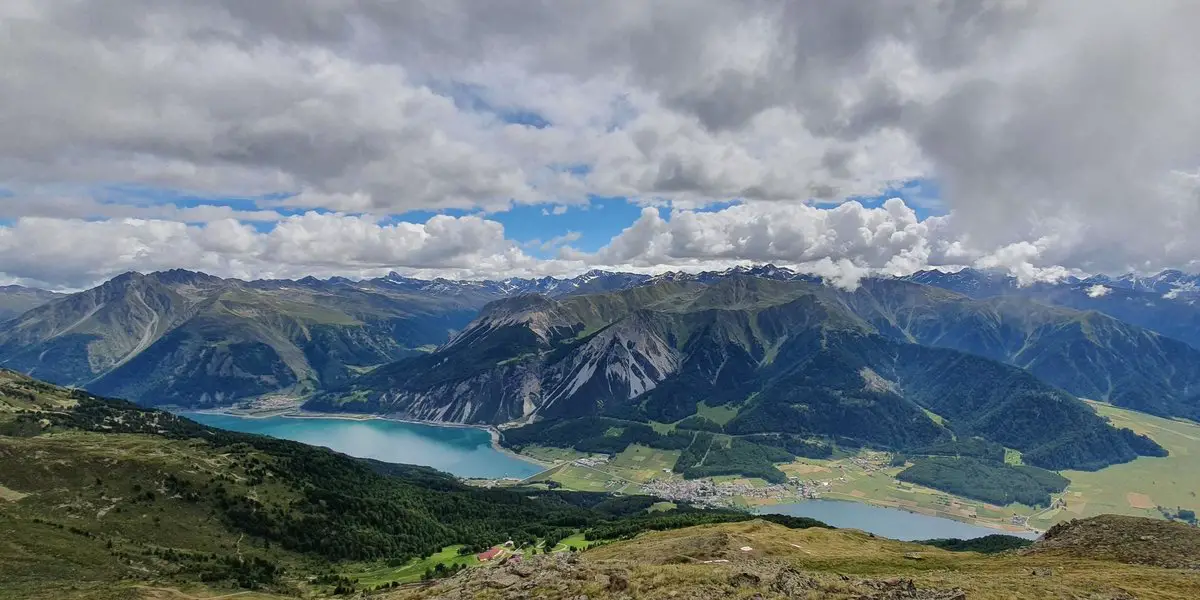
477;546;503;561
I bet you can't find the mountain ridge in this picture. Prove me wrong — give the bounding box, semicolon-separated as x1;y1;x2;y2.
310;276;1170;474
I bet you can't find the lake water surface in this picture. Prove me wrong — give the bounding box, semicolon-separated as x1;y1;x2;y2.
759;500;1039;541
182;412;1037;540
180;412;543;480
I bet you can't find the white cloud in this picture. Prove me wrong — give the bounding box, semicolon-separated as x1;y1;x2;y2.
591;199;934;276
0;213;581;290
539;231;582;253
2;1;1200;285
1086;284;1112;298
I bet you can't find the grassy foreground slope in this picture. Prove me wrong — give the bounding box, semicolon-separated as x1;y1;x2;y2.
389;517;1200;600
0;369;821;599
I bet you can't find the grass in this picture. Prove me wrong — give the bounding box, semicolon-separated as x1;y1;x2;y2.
551;533;592;552
518;445;591;464
1028;401;1200;530
608;445;680;483
695;401;739;426
776;452;1039;533
0;431;305;599
341;545;480;587
1004;448;1024;465
546;464;622;492
771;405;1200;535
578;520;1200;600
648;420;675;434
531;445;681;493
921;408;946;426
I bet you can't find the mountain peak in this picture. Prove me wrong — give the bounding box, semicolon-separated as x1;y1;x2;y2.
151;268;223;287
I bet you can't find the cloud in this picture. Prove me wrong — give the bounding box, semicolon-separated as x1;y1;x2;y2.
2;0;1200;284
591;199;935;277
539;231;582;252
0;192;282;223
1087;284;1112;298
0;212;577;289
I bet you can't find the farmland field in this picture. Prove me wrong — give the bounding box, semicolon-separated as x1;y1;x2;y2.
341;545;481;587
1027;401;1200;529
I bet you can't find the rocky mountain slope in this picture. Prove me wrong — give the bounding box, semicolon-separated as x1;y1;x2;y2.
312;277;1170;472
0;271;481;407
5;264;1200;414
0;285;62;322
903;268;1200;349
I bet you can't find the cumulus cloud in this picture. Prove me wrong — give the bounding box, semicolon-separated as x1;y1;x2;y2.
1086;284;1112;298
0;213;574;290
2;0;1200;286
592;199;935;276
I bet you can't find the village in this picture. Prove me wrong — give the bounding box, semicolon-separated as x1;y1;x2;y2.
639;475;827;508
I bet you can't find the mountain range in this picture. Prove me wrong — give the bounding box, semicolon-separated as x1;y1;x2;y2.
0;285;64;322
2;265;1198;429
311;275;1181;471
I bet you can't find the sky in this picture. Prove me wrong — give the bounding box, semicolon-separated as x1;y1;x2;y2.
2;1;1200;290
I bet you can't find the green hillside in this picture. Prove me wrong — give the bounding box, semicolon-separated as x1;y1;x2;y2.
383;517;1200;600
320;277;1166;482
0;271;480;408
0;369;821;598
4;370;1197;599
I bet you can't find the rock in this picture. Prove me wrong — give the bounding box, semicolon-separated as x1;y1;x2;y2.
607;573;629;592
772;567;820;595
857;579;966;599
1030;567;1054;577
729;572;762;587
1106;589;1138;600
903;552;924;560
483;573;520;589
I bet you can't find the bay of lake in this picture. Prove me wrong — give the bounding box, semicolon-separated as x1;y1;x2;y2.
758;500;1039;541
180;412;543;480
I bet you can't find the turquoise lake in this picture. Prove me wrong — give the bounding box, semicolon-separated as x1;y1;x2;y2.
759;500;1039;541
180;412;543;480
182;412;1037;540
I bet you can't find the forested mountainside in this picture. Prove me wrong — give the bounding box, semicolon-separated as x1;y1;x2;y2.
0;270;481;407
3;369;1195;600
903;267;1200;350
311;276;1168;474
0;285;62;322
0;269;652;408
838;279;1200;419
5;266;1200;416
0;368;826;598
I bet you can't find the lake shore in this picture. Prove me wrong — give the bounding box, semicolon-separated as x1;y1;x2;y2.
183;406;555;470
747;494;1041;537
179;408;1040;537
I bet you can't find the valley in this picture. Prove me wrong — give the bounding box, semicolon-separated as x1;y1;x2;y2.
2;353;1198;599
504;398;1200;536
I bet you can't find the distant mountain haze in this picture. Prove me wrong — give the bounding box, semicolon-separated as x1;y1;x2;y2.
0;284;64;322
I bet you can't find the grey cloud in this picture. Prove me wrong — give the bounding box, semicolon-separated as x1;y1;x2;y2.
2;0;1200;282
